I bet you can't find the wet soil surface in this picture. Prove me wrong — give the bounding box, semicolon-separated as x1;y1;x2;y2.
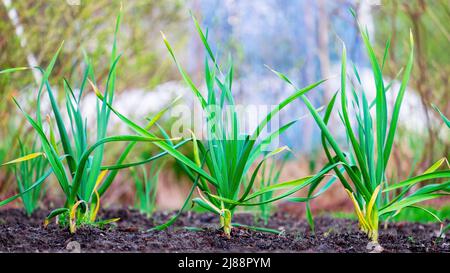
0;208;448;253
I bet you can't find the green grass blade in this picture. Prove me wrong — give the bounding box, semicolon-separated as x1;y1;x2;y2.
0;168;52;207
45;80;77;174
150;156;208;231
161;32;207;108
379;193;448;215
383;170;450;192
0;67;32;74
12;97;72;197
339;43;371;189
268;67;371;200
70;135;177;201
231;223;282;235
432;103;450;128
383;31;414;167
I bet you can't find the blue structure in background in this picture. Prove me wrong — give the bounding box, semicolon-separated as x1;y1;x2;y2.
191;0;370;154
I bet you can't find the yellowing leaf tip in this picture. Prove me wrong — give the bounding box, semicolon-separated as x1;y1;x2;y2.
160;31;167;40
409;29;414;46
88;79;102;98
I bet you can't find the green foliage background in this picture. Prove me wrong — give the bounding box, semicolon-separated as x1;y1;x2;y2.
0;0;188;194
373;0;449;167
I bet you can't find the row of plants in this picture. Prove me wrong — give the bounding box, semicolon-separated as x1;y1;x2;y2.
0;9;449;245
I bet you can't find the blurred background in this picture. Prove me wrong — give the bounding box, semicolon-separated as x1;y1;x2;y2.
0;0;448;218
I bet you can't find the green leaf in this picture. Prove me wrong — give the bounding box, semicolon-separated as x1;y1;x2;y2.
0;67;31;74
150;154;208;231
0;168;52;207
432;104;450;128
44;208;69;226
383;31;414;168
380;193;448;215
160;32;207;108
383;170;450;192
1;152;44;166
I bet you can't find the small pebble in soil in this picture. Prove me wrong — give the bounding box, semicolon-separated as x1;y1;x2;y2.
66;241;81;253
366;242;384;253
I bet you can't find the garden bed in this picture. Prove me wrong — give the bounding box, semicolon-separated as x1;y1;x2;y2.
0;208;448;253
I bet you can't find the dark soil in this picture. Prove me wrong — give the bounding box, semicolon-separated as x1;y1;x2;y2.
0;208;448;253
